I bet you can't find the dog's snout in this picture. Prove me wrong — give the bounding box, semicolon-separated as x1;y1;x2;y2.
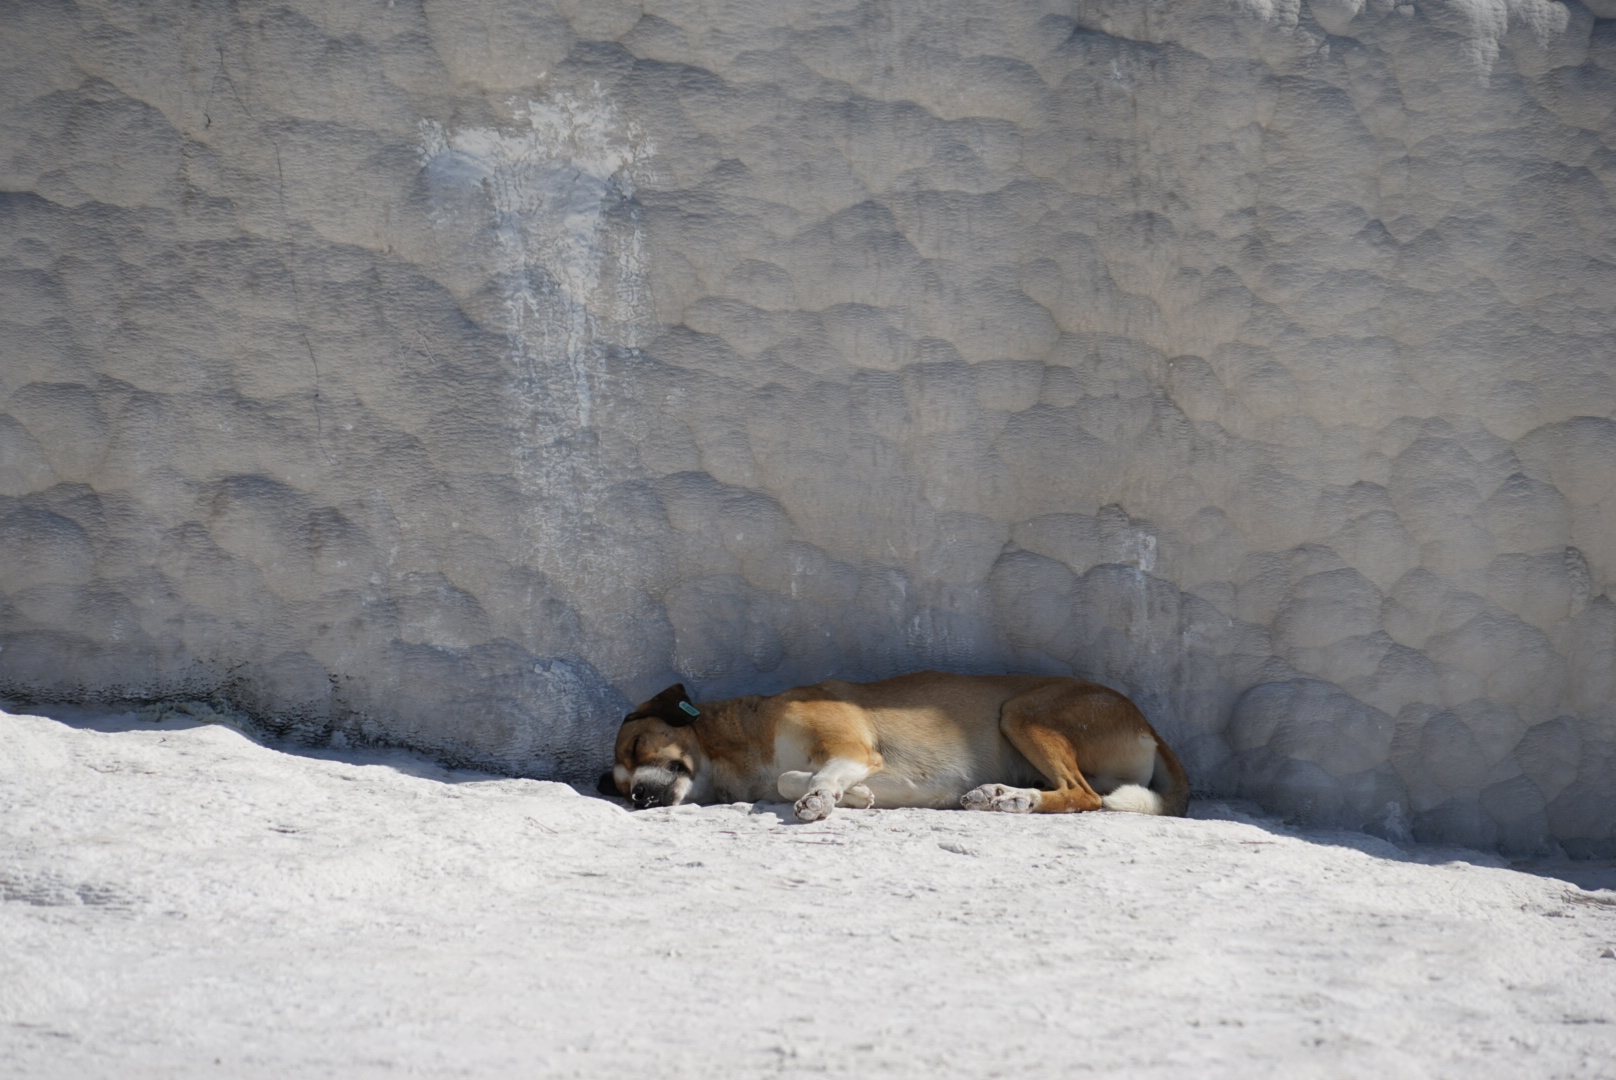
631;783;656;808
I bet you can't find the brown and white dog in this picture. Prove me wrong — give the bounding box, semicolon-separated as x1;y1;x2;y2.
598;671;1189;822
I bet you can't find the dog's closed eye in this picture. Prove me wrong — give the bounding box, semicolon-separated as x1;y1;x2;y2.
666;760;686;774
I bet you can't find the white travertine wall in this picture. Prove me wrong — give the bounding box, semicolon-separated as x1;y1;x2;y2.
2;0;1613;852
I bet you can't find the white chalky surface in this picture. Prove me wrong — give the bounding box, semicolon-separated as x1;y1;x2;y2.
4;706;1615;1078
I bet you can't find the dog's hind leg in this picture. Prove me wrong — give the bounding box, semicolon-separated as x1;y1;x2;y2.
965;685;1107;814
961;783;1042;813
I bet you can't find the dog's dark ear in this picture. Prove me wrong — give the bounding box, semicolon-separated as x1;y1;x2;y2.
651;683;701;727
596;771;620;797
622;683;702;727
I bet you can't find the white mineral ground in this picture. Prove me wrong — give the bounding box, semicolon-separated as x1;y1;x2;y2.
3;705;1613;1078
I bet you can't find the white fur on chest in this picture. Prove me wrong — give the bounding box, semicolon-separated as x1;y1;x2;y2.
771;730;813;776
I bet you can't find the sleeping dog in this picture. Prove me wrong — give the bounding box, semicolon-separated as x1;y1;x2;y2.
599;671;1188;822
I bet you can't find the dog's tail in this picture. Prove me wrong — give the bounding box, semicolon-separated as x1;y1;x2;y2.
1100;738;1190;817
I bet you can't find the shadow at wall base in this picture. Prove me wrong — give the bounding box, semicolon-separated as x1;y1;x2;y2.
5;632;1613;858
0;632;629;785
1216;745;1616;860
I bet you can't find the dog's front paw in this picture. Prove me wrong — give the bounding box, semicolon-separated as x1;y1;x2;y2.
961;784;1040;813
843;784;875;809
794;788;839;822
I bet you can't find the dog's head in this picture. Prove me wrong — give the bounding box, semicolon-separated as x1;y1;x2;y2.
597;683;709;809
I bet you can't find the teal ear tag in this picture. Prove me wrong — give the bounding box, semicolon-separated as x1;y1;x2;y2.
679;701;701;717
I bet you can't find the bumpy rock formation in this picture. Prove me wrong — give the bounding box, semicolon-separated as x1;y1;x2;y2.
2;0;1613;853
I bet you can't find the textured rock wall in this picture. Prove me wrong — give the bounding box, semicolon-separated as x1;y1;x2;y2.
2;0;1614;852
